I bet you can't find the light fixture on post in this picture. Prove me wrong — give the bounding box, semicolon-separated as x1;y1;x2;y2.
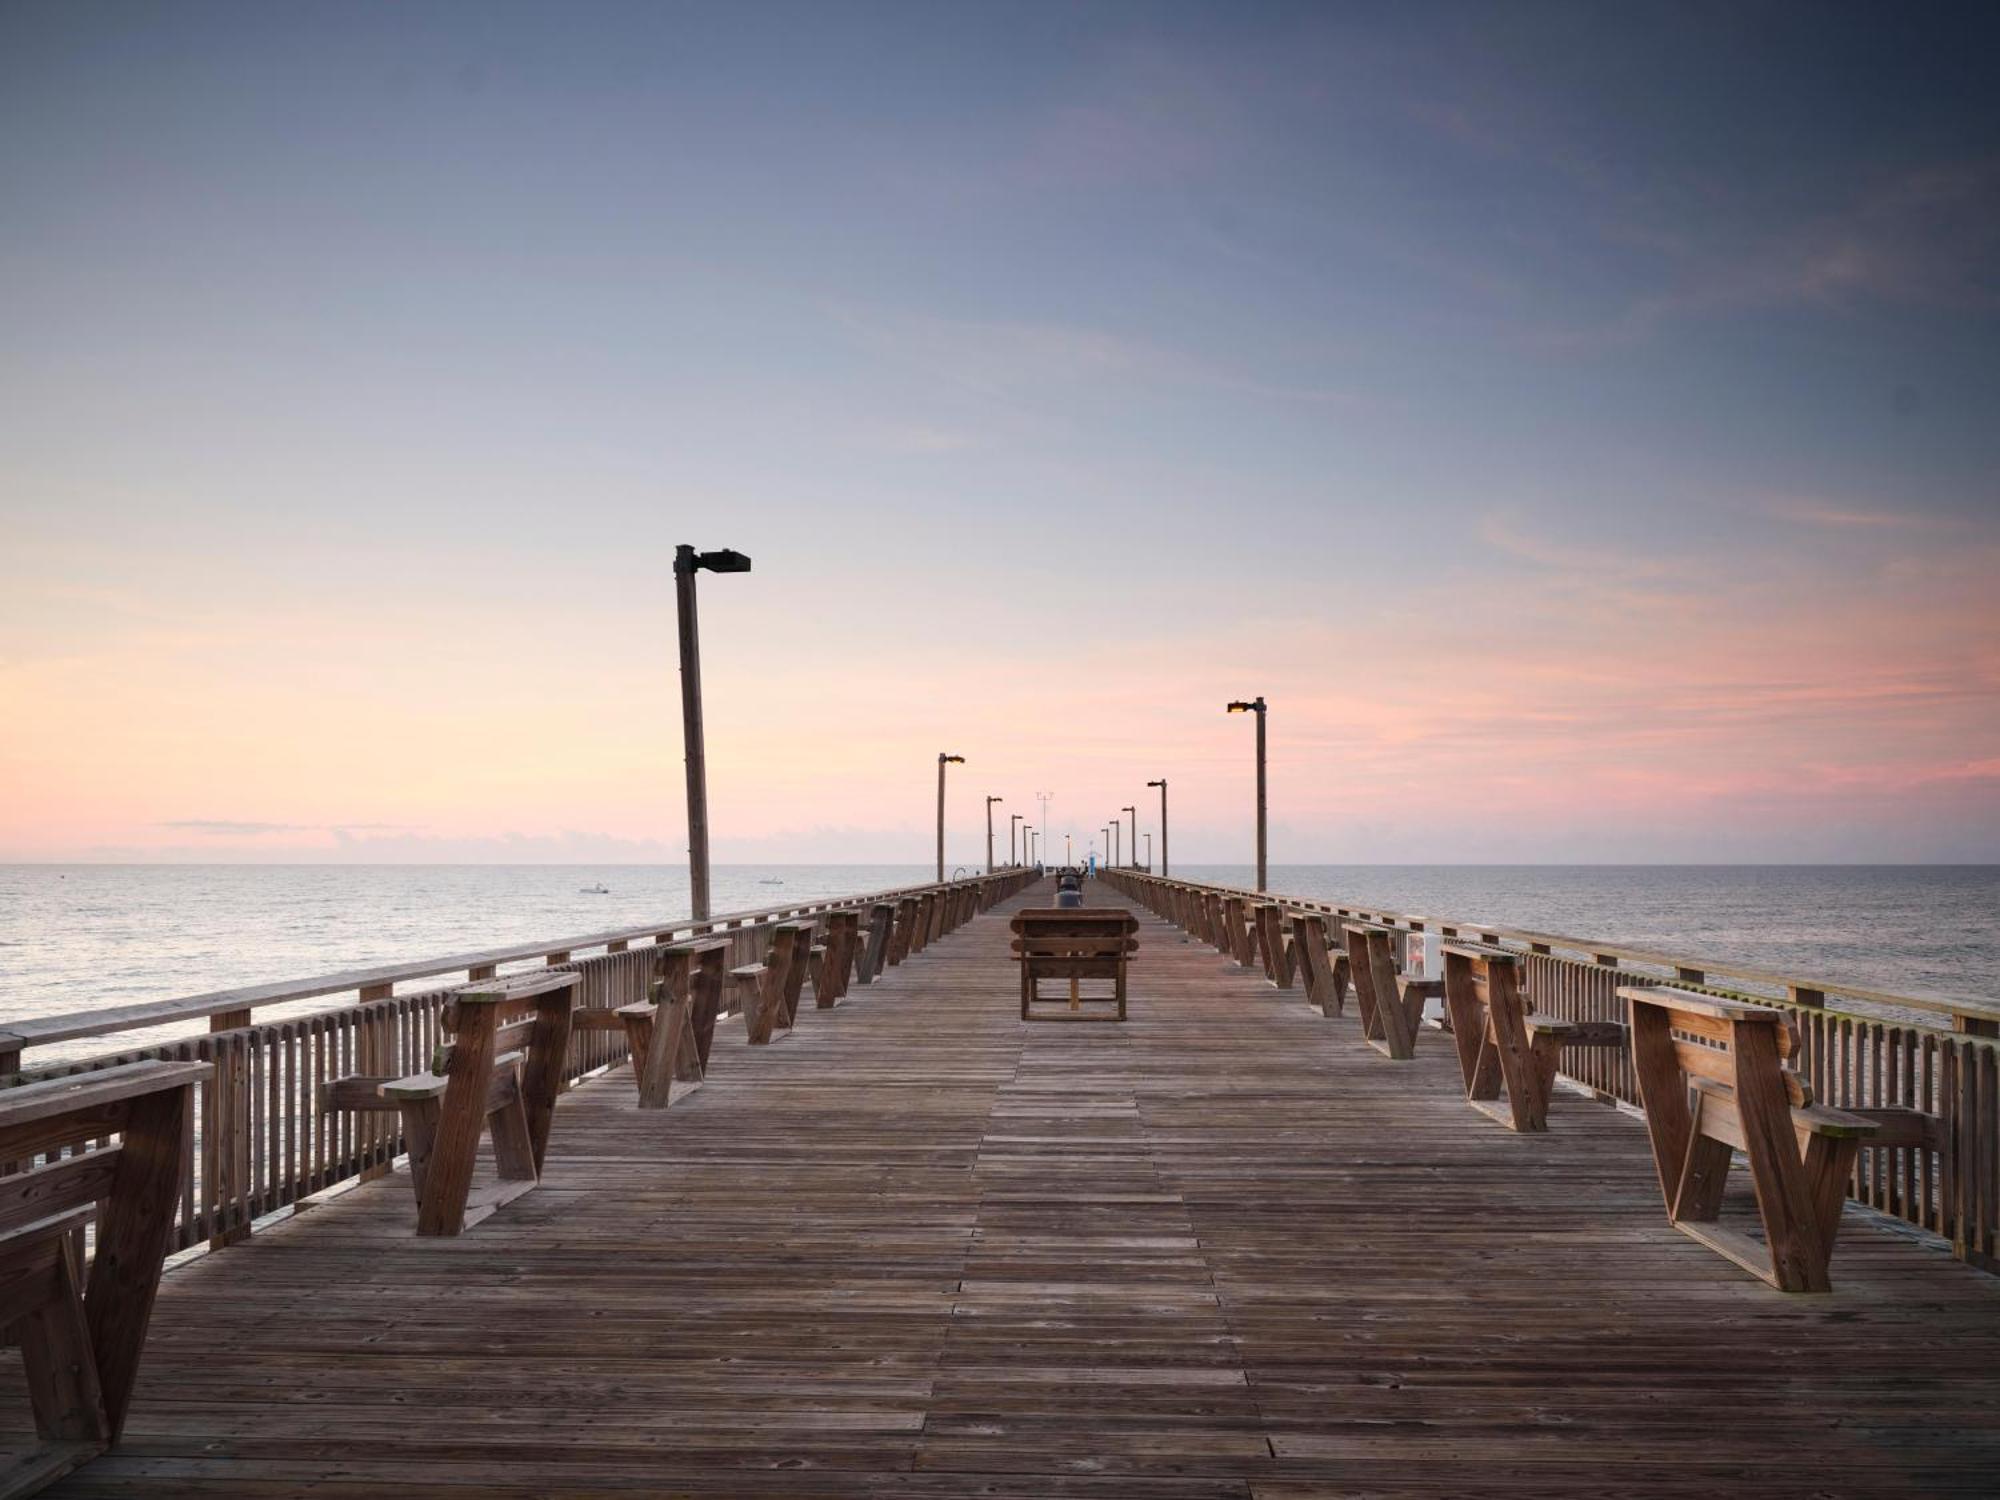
1121;805;1136;869
1010;812;1022;866
673;544;752;923
1225;696;1269;892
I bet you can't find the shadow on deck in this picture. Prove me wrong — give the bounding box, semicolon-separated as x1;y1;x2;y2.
16;883;2000;1497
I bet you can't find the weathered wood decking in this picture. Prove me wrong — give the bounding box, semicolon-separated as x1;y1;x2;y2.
19;881;2000;1497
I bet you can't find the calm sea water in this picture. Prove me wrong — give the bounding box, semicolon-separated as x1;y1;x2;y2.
1;864;1994;1059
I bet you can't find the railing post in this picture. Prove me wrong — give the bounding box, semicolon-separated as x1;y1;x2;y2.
356;982;395;1184
202;1029;252;1249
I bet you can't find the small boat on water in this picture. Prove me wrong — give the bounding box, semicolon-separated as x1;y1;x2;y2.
758;877;784;885
580;883;610;894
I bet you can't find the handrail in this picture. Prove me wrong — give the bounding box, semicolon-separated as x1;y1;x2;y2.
4;866;1044;1263
1099;866;1999;1275
1105;873;1999;1033
0;869;1034;1063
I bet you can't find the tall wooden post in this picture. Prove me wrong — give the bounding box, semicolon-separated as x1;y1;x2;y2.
1255;699;1268;892
675;546;712;922
986;795;1002;874
674;544;751;921
1226;698;1268;892
936;753;962;882
1122;805;1136;869
1010;813;1021;866
1148;778;1168;878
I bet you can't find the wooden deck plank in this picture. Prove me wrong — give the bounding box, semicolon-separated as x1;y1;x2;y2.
10;880;2000;1497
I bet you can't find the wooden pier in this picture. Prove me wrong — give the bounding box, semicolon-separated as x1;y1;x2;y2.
11;878;2000;1497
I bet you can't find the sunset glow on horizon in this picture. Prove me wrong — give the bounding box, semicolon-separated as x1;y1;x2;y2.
3;3;1996;865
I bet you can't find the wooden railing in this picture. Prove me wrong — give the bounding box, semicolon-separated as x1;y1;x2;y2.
1099;868;2000;1276
0;868;1040;1258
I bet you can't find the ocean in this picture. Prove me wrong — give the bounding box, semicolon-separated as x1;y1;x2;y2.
1;864;1994;1061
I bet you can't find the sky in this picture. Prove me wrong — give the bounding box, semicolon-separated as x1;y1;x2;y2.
2;1;1997;866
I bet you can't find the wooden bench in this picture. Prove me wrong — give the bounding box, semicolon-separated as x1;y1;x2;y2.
323;971;576;1235
731;921;815;1045
853;902;896;985
886;896;921;966
613;939;729;1108
1010;909;1140;1022
1253;903;1295;988
0;1058;209;1494
1343;923;1443;1060
1441;944;1625;1131
1219;896;1255;967
813;911;861;1008
1623;985;1880;1292
1289;911;1351;1017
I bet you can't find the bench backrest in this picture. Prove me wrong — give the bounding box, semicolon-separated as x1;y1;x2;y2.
1623;986;1809;1108
1441;941;1516;1003
437;971;578;1067
0;1061;212;1237
1009;909;1140;961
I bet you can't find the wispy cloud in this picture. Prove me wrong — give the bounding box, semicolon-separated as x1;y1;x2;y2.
161;819;417;837
844;422;978;457
1769;499;1916;529
1559;158;2000;348
829;304;1359;410
1768;496;1968;532
160;820;310;836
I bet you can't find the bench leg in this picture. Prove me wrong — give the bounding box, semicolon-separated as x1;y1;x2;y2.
1672;1093;1734;1223
415;1011;495;1237
620;1005;655;1079
743;987;772;1044
1804;1134;1862;1255
521;991;573;1173
81;1083;192;1440
1485;967;1542;1130
634;994;691;1108
1525;1028;1565;1130
487;1089;538;1184
1733;1022;1833;1292
1397;986;1429;1047
14;1237;109;1444
397;1097;442;1206
1367;969;1417;1059
1442;961;1485;1092
670;997;705;1083
1467;1030;1503;1103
